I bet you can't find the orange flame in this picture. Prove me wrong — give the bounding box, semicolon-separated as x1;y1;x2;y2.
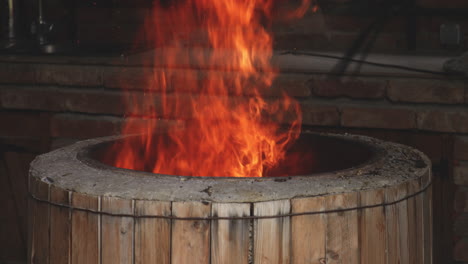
108;0;310;177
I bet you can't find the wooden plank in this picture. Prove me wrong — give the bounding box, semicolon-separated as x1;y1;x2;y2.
71;192;100;264
135;200;171;264
325;192;359;264
254;200;291;264
211;203;250;264
408;178;424;264
360;188;386;264
101;196;134;264
171;201;211;264
385;183;408;264
49;186;71;264
423;182;433;264
30;177;50;264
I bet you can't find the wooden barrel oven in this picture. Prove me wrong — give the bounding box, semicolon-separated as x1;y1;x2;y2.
28;132;432;264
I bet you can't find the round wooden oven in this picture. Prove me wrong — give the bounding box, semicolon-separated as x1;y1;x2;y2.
28;132;432;264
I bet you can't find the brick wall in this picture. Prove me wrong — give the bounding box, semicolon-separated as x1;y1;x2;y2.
0;54;467;263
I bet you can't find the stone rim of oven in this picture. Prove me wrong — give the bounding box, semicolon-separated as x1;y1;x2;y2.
30;132;431;203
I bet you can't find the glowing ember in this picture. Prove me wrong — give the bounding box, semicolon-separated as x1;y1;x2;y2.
107;0;312;177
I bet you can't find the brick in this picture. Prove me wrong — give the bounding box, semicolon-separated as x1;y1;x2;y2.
455;187;468;213
326;15;405;33
0;112;44;138
0;86;124;115
417;109;468;133
0;63;36;84
454;238;468;262
170;70;312;97
329;32;405;52
341;106;416;129
301;103;340;126
388;79;465;104
274;14;327;35
455;136;468;160
103;67;158;91
35;64;102;87
311;77;386;99
50;113;184;139
274;33;330;50
50;114;122;139
270;74;312;97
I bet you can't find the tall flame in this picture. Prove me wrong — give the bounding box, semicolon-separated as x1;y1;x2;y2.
108;0;310;177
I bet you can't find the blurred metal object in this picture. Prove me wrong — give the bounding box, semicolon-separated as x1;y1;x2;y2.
0;0;19;49
31;0;76;54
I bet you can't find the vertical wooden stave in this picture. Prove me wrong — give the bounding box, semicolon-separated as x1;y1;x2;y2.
423;178;433;264
290;196;325;264
325;192;359;264
211;203;250;264
134;200;171;264
360;189;386;264
71;192;100;264
29;177;50;264
101;197;134;264
49;186;71;264
171;201;211;264
385;183;409;264
408;177;424;264
254;200;291;264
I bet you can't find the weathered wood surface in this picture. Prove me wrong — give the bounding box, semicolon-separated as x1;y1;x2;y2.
49;186;70;264
211;203;250;264
424;182;433;264
101;197;134;264
135;200;171;264
325;192;359;264
360;189;386;264
29;177;50;264
254;200;290;264
171;201;211;264
385;183;409;264
408;178;424;264
290;196;325;264
26;176;433;264
71;193;99;264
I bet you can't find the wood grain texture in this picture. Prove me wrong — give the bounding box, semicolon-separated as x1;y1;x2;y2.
49;186;71;264
211;203;250;264
385;183;408;264
171;201;211;264
360;189;386;264
30;178;50;264
101;196;134;264
408;179;424;264
135;200;171;264
423;182;433;264
254;200;291;264
71;192;99;264
325;192;359;264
